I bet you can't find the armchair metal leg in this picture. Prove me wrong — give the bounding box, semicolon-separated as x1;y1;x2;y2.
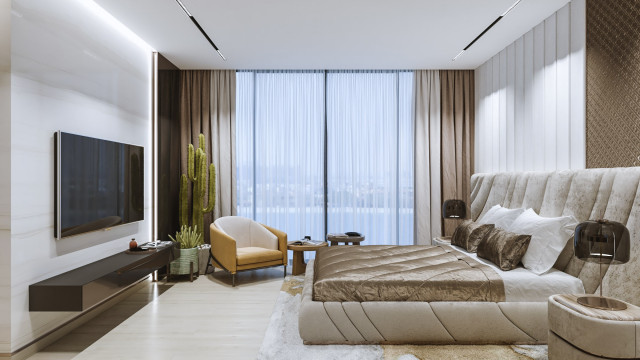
284;265;287;278
232;273;236;287
204;252;213;275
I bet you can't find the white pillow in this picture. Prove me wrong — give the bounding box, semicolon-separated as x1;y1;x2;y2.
477;205;526;230
508;209;578;275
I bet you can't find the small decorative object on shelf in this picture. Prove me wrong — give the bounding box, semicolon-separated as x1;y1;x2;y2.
129;238;137;250
574;219;631;310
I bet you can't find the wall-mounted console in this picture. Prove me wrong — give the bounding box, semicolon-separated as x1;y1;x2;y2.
29;244;174;311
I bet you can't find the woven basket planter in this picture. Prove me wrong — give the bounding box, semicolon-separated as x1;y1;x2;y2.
169;247;199;275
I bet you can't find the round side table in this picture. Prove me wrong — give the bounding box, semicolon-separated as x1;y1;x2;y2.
287;241;328;275
548;294;640;359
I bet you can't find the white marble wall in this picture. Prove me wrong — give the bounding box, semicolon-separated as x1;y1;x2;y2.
10;0;152;352
474;0;586;173
0;0;11;354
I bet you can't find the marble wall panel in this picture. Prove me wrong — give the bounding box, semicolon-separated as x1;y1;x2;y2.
10;0;152;352
0;0;11;353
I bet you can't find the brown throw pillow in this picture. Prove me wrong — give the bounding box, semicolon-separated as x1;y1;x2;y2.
451;220;495;252
477;228;531;271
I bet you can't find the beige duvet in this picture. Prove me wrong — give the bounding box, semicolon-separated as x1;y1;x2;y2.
313;245;505;302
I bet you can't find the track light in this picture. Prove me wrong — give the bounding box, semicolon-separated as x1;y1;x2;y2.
452;0;522;61
174;0;226;61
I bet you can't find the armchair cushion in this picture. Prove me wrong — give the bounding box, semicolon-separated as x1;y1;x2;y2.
214;216;278;250
236;247;283;266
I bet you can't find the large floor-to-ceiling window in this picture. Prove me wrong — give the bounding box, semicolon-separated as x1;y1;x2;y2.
236;70;413;245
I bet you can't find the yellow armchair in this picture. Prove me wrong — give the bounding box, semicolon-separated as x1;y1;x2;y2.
206;216;287;286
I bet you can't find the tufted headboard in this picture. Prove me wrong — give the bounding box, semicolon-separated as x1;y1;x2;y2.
470;167;640;306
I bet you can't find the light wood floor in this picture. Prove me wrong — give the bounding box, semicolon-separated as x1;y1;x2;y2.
27;267;285;360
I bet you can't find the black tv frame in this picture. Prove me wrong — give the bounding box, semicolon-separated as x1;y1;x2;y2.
54;131;144;240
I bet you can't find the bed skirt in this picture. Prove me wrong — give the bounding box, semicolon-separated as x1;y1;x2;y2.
299;260;548;345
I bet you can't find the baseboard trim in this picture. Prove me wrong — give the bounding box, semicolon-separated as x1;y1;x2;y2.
8;275;153;360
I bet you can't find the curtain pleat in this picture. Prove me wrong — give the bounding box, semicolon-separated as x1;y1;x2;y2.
210;70;237;219
414;70;441;244
440;70;475;236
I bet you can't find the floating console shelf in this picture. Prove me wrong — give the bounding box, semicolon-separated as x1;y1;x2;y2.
29;244;174;311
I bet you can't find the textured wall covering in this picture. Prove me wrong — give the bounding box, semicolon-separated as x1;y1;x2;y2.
586;0;640;168
475;1;586;173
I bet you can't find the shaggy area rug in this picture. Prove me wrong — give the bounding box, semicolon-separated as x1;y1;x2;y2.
258;276;548;360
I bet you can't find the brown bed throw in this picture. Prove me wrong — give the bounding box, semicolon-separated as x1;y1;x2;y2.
313;245;505;302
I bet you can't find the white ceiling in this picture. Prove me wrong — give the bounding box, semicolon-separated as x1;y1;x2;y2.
95;0;570;70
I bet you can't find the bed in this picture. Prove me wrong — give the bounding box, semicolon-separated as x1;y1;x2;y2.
298;167;640;344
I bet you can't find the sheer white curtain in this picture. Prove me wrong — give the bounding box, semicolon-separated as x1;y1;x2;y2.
326;71;414;245
236;70;414;246
235;71;325;241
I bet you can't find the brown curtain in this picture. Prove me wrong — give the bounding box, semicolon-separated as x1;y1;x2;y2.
157;63;181;242
180;70;214;243
440;70;475;237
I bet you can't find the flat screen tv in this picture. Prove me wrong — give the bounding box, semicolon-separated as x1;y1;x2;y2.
54;131;144;239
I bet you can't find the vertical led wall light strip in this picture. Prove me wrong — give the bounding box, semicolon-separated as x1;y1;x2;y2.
175;0;226;60
152;52;159;241
452;0;522;61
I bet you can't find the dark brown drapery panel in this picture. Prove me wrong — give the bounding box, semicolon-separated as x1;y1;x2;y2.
157;55;180;242
440;70;475;237
180;70;214;243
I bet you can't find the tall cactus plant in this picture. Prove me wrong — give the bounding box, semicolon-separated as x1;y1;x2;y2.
179;133;216;240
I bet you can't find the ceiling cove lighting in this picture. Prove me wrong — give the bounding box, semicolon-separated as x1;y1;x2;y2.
452;0;522;61
175;0;226;61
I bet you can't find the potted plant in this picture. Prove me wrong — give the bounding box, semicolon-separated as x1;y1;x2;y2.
168;225;203;280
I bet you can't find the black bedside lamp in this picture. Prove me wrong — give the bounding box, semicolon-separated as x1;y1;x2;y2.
574;219;630;310
442;199;466;239
443;199;466;219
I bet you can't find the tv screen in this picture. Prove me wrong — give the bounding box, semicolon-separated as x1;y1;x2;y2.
54;131;144;239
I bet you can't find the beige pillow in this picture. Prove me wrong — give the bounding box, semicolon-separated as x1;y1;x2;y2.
477;228;531;271
451;220;495;252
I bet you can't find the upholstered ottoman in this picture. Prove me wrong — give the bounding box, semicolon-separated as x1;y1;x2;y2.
548;294;640;359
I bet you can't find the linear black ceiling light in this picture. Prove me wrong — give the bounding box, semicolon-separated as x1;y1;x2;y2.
175;0;226;61
452;0;522;61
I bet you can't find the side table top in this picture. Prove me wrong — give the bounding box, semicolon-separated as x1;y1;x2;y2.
551;294;640;321
287;241;328;251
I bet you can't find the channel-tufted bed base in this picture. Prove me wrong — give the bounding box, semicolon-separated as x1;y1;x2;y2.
299;260;548;345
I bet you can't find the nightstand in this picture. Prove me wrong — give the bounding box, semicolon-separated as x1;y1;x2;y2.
432;236;451;246
548;294;640;359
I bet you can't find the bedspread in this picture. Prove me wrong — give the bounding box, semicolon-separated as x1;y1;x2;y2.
313;245;505;302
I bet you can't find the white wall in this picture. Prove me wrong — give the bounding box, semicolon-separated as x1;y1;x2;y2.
0;0;11;353
10;0;151;352
474;0;586;173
